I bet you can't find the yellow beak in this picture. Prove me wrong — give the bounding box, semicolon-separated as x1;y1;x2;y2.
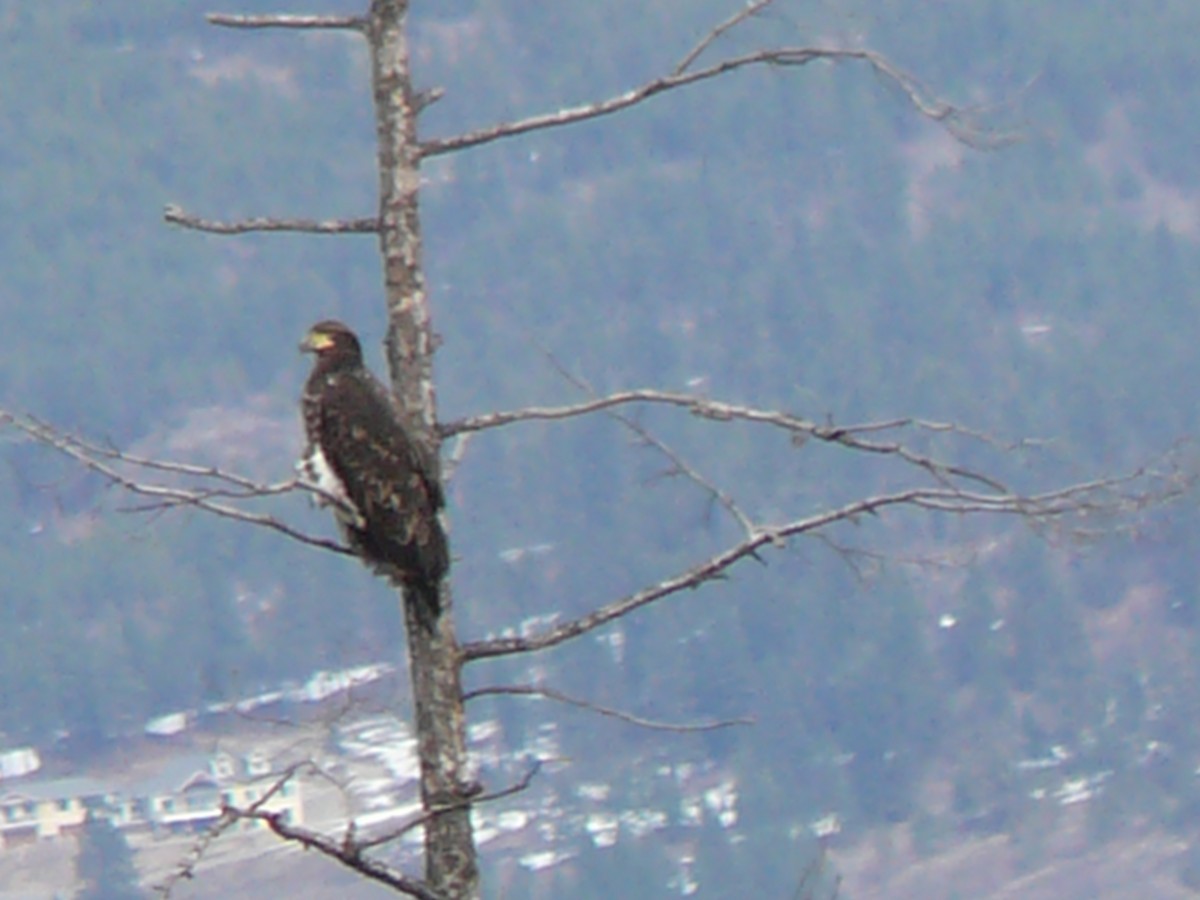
300;331;334;353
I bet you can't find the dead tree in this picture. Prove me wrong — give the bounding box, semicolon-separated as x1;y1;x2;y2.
1;3;1183;899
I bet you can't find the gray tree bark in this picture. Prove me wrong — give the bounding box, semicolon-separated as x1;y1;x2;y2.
366;3;480;897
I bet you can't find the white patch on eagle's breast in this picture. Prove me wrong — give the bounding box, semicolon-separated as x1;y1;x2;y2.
300;443;364;528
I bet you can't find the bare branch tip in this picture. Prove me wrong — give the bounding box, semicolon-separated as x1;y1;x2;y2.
206;13;366;31
163;205;379;235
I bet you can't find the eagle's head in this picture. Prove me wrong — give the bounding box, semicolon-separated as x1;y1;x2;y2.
301;320;364;369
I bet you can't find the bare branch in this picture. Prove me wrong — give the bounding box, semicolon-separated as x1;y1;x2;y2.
443;389;1018;494
674;0;778;75
191;761;536;892
155;764;310;897
1;411;353;556
164;204;379;235
422;46;1016;158
441;390;677;435
465;684;754;733
189;761;434;899
445;390;1011;446
154;808;240;897
226;807;441;900
355;763;541;852
77;438;278;491
207;13;366;31
463;470;1170;662
460;489;917;662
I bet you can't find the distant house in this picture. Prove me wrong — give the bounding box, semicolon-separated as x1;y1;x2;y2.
130;752;302;837
0;750;302;849
143;711;190;738
0;746;41;780
0;777;114;846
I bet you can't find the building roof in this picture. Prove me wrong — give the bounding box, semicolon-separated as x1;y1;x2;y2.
0;751;284;807
0;776;115;804
129;753;217;797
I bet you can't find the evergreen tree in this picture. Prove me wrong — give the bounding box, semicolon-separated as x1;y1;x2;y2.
75;812;143;900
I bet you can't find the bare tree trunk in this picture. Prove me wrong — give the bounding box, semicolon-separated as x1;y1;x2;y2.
402;596;478;899
366;2;480;897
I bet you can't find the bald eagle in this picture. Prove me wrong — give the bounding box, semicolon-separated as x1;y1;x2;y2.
299;320;448;627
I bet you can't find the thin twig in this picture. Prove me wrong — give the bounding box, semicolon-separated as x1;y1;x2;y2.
806;529;984;582
422;46;1017;158
155;808;240;896
674;0;778;75
624;409;757;533
164;205;379;235
792;847;830;900
539;353;756;536
465;684;754;733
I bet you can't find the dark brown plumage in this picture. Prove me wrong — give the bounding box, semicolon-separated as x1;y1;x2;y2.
299;320;447;627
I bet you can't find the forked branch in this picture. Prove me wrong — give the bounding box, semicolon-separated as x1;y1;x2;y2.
222;809;441;900
154;765;437;899
155;764;323;897
444;389;1027;494
0;411;352;556
463;469;1173;662
674;0;779;76
422;46;1016;158
209;763;539;892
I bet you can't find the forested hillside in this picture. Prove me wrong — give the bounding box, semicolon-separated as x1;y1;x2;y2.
5;1;1200;895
